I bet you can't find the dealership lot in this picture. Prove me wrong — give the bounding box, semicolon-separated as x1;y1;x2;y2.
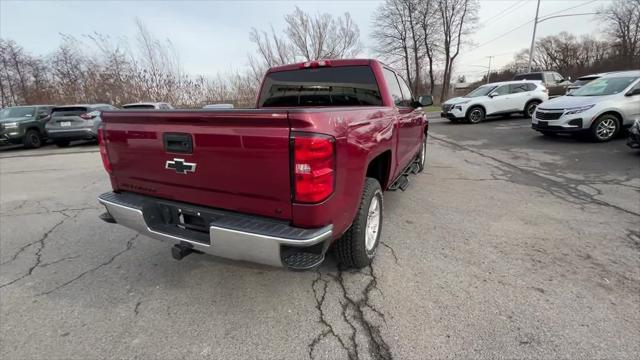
1;117;638;359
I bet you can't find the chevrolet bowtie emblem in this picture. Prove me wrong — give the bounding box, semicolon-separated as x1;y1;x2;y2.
165;158;197;174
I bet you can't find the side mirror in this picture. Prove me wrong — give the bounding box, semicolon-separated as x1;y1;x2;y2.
489;92;498;98
416;95;433;107
626;88;640;96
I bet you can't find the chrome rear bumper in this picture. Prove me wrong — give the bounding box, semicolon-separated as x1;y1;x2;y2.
98;192;332;267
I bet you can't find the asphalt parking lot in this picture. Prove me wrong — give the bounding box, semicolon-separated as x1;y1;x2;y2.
1;118;639;359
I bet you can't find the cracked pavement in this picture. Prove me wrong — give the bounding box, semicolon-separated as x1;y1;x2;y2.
1;117;639;359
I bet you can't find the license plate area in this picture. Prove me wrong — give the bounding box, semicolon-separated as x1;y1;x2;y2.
143;201;216;245
538;121;548;128
60;121;71;127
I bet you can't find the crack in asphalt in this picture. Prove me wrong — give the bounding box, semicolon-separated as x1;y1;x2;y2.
308;264;393;360
37;234;139;296
0;206;98;266
308;271;356;360
134;301;143;316
429;134;640;218
0;205;101;218
0;211;76;289
380;242;399;265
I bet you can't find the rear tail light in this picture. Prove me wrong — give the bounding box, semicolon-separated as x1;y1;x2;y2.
300;60;332;69
98;127;112;174
80;111;100;120
292;133;335;203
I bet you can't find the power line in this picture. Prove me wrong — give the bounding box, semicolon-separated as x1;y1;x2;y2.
465;0;603;54
482;0;529;25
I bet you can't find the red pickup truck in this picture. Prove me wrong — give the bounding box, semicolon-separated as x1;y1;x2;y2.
97;59;432;269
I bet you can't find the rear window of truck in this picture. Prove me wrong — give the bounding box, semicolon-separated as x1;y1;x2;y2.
514;73;543;81
258;66;383;107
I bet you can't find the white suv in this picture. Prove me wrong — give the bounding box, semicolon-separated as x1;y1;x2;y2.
532;70;640;142
441;80;549;123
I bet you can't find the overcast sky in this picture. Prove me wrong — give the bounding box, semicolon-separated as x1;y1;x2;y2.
0;0;610;83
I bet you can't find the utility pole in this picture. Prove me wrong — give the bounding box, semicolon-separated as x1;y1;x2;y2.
486;56;493;83
527;0;541;73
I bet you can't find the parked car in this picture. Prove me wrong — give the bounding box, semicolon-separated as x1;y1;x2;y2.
566;73;605;94
441;80;548;123
122;102;174;110
45;104;118;147
627;119;640;149
513;71;571;97
97;59;432;270
203;103;234;109
532;70;640;142
0;105;54;148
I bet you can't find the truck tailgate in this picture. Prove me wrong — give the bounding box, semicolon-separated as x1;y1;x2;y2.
102;110;292;220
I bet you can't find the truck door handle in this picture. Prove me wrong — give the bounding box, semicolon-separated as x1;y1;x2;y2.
164;133;193;154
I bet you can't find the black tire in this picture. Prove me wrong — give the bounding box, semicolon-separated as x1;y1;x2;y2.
416;136;427;172
590;114;620;142
524;101;540;119
466;106;485;124
23;129;42;149
336;178;383;269
55;140;70;148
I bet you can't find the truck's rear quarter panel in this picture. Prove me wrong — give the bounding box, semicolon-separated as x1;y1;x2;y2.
103;110;293;220
288;107;397;237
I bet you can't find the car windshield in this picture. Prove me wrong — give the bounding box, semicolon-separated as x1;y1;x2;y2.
573;78;597;87
571;76;638;96
465;85;496;98
0;106;36;119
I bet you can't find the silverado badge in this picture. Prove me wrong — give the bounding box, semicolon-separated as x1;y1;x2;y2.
165;158;197;174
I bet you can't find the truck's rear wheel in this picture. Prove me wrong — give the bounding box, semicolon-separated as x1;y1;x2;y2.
336;178;383;269
416;136;427;172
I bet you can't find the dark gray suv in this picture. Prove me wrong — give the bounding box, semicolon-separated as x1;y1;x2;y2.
45;104;117;147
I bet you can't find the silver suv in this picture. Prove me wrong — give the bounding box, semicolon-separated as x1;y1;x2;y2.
532;70;640;142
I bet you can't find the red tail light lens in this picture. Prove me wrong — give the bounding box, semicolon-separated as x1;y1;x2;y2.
98;127;112;174
292;133;335;203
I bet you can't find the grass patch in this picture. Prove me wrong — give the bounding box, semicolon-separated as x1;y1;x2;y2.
422;105;440;112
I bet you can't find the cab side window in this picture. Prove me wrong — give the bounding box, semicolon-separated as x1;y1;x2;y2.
397;76;414;107
382;68;406;107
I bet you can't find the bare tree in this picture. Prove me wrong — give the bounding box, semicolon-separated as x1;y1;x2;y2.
601;0;640;67
248;7;362;84
416;0;442;94
438;0;478;100
371;0;416;89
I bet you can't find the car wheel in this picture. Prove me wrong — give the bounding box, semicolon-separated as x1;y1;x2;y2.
416;136;427;172
466;106;485;124
336;178;383;269
55;140;70;148
23;130;42;149
590;114;619;142
524;101;540;119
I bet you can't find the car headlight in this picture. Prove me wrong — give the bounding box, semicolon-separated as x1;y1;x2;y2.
564;104;595;115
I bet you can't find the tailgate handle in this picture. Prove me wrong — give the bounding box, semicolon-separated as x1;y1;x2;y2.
164;133;193;154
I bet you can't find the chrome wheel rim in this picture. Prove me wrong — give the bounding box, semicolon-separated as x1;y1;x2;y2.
419;138;426;167
596;118;616;140
365;194;381;252
470;109;482;123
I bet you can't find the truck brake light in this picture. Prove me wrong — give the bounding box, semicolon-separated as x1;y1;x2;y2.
98;127;112;174
292;133;335;203
300;60;332;69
